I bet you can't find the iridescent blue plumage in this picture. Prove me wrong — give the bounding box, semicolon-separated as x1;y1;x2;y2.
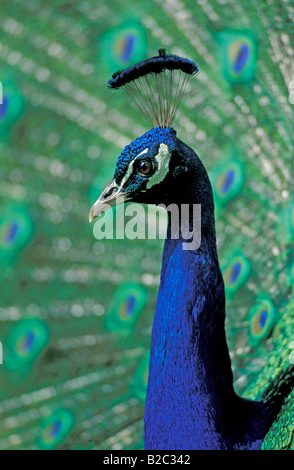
137;133;274;449
91;125;294;449
89;52;294;450
114;127;176;183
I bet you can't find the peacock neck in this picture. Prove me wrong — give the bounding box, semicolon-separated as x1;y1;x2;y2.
144;150;270;449
158;204;237;409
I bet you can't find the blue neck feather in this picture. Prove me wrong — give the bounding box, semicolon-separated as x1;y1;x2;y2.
144;140;273;450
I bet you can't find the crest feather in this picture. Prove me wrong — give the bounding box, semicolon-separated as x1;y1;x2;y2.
107;49;199;128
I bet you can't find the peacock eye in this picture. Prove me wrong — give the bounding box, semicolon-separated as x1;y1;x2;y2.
137;160;155;177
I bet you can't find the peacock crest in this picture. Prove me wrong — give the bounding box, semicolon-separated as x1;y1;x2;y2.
107;49;199;128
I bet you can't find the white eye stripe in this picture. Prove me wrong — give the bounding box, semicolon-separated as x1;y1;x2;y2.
118;145;171;190
118;148;149;189
137;148;149;157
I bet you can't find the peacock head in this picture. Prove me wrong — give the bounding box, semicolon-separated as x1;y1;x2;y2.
89;126;196;222
89;50;200;222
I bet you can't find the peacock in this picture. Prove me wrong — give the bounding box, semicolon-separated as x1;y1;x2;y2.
0;0;294;452
89;50;294;450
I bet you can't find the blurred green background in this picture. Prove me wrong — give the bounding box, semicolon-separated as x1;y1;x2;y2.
0;0;293;450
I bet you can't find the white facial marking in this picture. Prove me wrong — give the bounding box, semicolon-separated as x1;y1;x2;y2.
146;143;171;189
118;148;149;190
138;148;149;157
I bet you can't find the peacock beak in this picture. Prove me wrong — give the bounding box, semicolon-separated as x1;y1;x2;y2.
89;180;130;222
